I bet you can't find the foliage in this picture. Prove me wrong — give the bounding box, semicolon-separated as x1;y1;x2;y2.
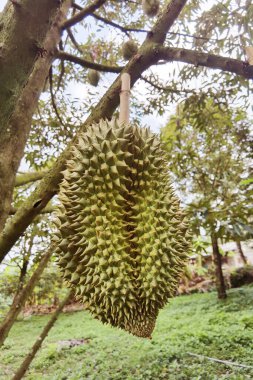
161;98;253;239
1;287;253;379
0;263;64;316
230;265;253;288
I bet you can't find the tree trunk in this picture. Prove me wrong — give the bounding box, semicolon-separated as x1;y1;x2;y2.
0;0;71;232
211;234;227;299
15;255;29;295
236;240;247;265
11;291;72;380
0;0;188;262
0;247;53;347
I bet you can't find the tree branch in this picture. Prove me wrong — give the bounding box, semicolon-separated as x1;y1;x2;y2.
72;3;83;11
62;0;106;30
149;0;188;44
66;28;84;54
55;50;123;73
49;66;65;126
9;205;55;215
157;46;253;79
90;13;149;35
15;171;48;187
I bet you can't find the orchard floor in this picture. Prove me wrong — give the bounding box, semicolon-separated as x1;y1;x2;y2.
1;287;253;380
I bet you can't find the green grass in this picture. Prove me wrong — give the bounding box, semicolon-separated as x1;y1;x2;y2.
1;287;253;380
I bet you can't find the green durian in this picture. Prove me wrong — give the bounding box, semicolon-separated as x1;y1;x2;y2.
142;0;160;17
87;69;100;86
122;39;138;60
53;119;191;338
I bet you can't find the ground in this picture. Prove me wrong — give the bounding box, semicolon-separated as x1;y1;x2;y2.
1;287;253;380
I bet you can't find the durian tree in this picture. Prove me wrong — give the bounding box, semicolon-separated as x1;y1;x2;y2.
161;98;253;299
0;0;253;346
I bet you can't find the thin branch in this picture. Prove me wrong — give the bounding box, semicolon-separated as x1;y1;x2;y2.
49;67;65;126
12;291;73;380
91;13;148;35
141;75;195;94
187;352;253;369
62;0;106;30
157;46;253;79
72;2;82;11
57;40;66;91
66;28;84;54
55;50;123;73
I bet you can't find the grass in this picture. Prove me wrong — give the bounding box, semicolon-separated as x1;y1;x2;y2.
1;287;253;380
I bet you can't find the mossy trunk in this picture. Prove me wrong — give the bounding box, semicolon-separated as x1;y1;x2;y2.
11;291;72;380
0;248;53;347
236;240;247;265
0;0;71;232
211;234;227;299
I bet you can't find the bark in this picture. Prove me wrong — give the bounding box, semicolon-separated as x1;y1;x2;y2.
0;247;53;347
15;171;48;187
236;240;247;265
0;0;72;233
0;0;188;262
11;291;72;380
0;0;60;130
211;234;227;299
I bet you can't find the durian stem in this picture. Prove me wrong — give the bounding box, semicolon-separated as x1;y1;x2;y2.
119;73;131;124
245;46;253;65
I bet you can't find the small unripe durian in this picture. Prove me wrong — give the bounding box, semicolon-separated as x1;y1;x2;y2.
142;0;160;17
53;119;191;339
122;39;138;60
87;69;100;86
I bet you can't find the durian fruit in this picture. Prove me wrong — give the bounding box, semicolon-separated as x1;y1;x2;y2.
53;119;191;338
142;0;160;17
122;39;138;60
87;69;100;86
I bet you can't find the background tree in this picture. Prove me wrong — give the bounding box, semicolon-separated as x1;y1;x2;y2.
161;97;253;298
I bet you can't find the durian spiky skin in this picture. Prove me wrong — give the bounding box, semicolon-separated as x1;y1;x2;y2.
53;119;191;338
87;69;100;86
142;0;160;17
122;40;138;60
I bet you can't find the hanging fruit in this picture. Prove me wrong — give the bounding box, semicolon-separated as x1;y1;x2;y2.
142;0;160;17
53;74;191;338
87;69;100;86
122;39;138;60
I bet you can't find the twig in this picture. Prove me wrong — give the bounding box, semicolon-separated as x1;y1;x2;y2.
187;352;253;369
141;75;194;94
57;40;66;91
91;13;148;35
49;67;65;126
67;28;83;54
62;0;106;29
